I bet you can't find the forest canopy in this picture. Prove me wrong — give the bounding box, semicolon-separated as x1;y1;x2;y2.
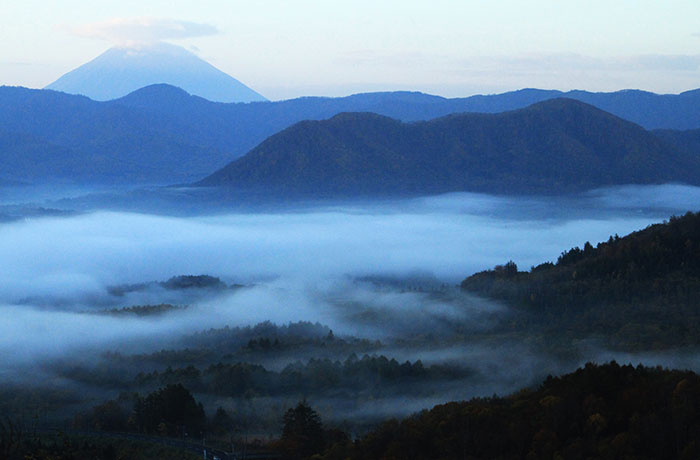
461;211;700;349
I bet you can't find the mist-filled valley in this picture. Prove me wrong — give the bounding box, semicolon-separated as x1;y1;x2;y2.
5;2;700;458
2;183;699;447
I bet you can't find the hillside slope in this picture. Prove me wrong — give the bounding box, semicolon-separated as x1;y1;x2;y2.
655;128;700;157
461;211;700;348
199;99;700;195
330;362;700;460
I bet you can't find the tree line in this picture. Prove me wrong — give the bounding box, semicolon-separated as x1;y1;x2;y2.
461;211;700;349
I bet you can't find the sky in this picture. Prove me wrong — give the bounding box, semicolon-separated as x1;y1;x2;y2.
1;0;699;100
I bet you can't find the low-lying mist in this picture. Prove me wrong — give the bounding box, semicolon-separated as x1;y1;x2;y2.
3;185;685;298
2;183;700;427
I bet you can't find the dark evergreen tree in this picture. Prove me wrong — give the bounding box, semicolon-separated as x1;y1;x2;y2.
132;384;206;437
281;401;325;459
209;407;235;436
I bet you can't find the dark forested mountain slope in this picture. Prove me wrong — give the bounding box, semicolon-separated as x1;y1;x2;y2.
655;128;700;157
0;86;227;183
199;99;700;195
461;211;700;349
328;362;700;460
0;84;699;184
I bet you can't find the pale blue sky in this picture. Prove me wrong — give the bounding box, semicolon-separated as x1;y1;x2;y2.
1;0;699;100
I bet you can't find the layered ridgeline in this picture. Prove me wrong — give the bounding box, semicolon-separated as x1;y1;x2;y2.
199;99;700;195
1;84;699;184
45;42;266;103
461;211;700;349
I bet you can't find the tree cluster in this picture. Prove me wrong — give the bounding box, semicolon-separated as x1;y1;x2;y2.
461;211;700;349
130;354;467;399
320;362;700;460
278;401;349;460
75;384;206;439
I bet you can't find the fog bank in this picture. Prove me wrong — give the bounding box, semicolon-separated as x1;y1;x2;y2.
0;184;698;406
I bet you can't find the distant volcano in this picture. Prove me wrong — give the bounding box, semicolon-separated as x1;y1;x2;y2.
45;42;267;103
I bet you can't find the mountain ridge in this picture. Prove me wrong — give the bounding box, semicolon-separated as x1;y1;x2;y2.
198;98;700;196
1;84;699;185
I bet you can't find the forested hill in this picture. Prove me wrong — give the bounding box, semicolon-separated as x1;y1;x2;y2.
1;84;699;185
655;128;700;157
461;211;700;349
326;362;700;460
198;98;700;195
